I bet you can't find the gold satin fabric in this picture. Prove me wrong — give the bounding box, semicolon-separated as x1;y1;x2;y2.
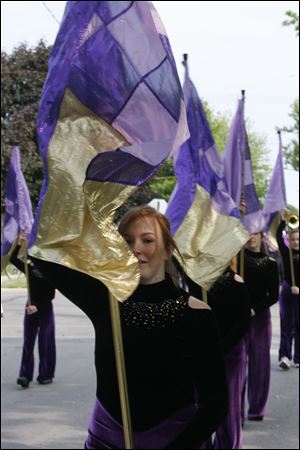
29;89;140;302
174;185;249;290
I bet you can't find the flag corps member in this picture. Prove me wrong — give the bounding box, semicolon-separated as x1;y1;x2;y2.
223;94;279;424
1;146;56;388
166;56;250;449
29;2;228;448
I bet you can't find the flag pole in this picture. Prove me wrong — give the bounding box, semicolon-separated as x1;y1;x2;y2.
184;52;208;301
287;228;296;287
24;254;31;306
23;250;32;307
239;90;246;279
109;292;134;449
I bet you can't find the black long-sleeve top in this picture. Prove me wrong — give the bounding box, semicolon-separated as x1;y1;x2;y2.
276;220;299;287
243;249;279;315
10;245;55;309
32;257;228;449
186;269;251;354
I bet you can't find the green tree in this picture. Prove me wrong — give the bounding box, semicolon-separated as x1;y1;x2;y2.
1;41;51;212
282;98;299;172
282;10;299;36
281;10;299;171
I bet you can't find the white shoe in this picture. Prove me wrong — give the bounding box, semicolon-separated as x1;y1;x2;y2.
279;357;291;370
293;362;299;368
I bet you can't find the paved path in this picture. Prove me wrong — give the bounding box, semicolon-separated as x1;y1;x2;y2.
1;289;299;449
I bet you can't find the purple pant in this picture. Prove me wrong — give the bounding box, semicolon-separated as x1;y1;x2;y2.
242;309;272;421
279;281;299;364
85;398;205;449
214;339;246;449
19;303;56;382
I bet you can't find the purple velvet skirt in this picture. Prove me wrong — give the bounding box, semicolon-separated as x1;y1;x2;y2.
85;397;198;449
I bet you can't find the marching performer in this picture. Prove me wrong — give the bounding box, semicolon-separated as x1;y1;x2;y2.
277;208;299;369
241;232;279;422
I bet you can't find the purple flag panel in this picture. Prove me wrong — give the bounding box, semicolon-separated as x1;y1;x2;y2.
29;1;188;250
263;131;287;230
166;58;248;289
1;147;33;257
28;1;188;301
166;59;239;236
223;95;265;233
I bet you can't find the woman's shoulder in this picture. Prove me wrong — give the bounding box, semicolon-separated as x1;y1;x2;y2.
187;296;211;311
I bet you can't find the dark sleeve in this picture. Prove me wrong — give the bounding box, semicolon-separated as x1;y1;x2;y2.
167;310;228;449
31;257;109;321
10;245;25;273
10;246;55;308
216;281;251;354
186;272;251;354
276;220;288;257
252;260;279;315
185;275;203;300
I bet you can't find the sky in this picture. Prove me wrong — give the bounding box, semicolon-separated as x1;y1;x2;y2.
1;1;299;208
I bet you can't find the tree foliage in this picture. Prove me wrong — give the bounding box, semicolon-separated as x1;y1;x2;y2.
281;10;299;172
282;98;299;171
282;10;299;37
1;41;51;213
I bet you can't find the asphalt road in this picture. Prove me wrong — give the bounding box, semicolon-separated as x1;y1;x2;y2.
1;288;299;449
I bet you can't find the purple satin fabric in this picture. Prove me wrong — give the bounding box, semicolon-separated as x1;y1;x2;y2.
85;397;198;449
279;280;299;364
242;309;272;420
214;339;246;449
19;303;56;382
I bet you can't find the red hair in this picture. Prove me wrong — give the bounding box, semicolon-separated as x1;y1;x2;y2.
118;205;184;283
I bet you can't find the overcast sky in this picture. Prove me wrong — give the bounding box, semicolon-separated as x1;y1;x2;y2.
1;1;299;207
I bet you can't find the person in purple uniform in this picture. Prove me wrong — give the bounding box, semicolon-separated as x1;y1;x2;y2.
276;208;299;370
186;257;251;449
10;236;56;388
32;206;228;449
241;232;279;423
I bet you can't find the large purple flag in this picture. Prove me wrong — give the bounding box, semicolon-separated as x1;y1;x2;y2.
29;1;189;301
263;131;287;248
1;147;33;271
166;57;248;289
223;93;265;233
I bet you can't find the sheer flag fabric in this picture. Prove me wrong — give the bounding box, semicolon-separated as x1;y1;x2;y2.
166;60;249;290
1;147;34;271
28;1;189;301
223;95;265;234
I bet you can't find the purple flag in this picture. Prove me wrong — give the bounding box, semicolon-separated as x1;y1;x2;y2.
223;94;265;233
1;147;33;269
29;1;189;301
166;58;248;289
262;131;287;250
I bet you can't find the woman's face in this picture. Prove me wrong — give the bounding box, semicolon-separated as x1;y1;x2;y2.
122;217;169;285
246;232;262;253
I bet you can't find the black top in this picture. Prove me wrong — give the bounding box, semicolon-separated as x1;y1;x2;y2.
186;269;251;354
276;220;299;287
243;248;279;314
32;257;228;449
10;245;55;309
